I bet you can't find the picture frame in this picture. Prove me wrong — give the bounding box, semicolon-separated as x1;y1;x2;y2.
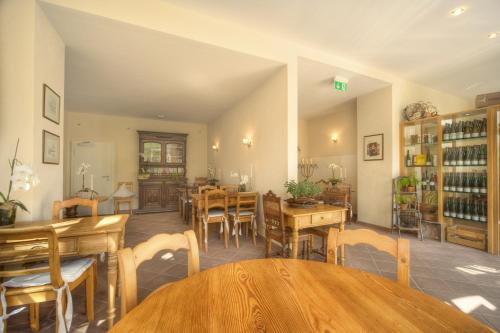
42;130;60;164
363;134;384;161
43;84;60;124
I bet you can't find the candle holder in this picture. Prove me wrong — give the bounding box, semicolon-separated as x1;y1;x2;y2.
298;159;318;180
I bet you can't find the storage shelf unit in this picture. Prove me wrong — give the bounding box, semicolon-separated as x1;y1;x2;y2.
399;105;499;254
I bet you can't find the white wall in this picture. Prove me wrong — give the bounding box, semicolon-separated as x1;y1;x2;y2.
357;87;393;228
301;99;358;212
207;67;288;232
0;1;65;221
64;112;207;209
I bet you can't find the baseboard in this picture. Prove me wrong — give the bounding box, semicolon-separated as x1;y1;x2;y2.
355;220;392;232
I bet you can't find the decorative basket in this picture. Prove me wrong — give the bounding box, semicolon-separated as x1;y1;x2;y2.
285;197;318;208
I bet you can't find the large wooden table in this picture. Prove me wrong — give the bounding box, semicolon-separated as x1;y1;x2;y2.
14;214;128;328
110;259;492;332
282;203;346;258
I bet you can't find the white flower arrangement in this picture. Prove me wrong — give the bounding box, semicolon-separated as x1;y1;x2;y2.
77;162;91;175
239;174;249;185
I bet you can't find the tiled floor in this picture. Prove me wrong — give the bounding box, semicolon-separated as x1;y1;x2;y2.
7;212;500;332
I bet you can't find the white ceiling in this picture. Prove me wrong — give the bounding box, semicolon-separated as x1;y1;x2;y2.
167;0;500;100
298;58;389;119
41;4;284;122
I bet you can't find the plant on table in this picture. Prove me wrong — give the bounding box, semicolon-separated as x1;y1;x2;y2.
0;139;39;226
284;180;322;207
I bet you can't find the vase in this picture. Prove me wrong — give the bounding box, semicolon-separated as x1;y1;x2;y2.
239;184;246;192
0;203;17;227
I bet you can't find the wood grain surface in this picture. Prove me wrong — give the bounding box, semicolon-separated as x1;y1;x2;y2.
110;259;493;333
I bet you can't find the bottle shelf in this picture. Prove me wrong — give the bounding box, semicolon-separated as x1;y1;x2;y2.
442;135;487;142
443;214;487;224
443;163;487;167
405;142;438;147
406;165;438;168
443;190;487;195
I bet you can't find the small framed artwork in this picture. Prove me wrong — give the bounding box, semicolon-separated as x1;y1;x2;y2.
43;84;60;124
363;134;384;161
42;130;60;164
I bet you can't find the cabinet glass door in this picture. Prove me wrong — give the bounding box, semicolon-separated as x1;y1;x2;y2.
166;143;184;164
143;142;162;163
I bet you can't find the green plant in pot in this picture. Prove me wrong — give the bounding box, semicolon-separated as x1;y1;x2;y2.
397;175;420;192
0;140;39;226
284;180;322;208
396;195;412;210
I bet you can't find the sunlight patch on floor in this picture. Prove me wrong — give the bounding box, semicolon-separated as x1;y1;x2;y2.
452;296;496;314
455;265;500;275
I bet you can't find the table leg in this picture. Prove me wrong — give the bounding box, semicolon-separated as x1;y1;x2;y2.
291;226;299;259
198;210;203;248
191;204;195;230
107;252;118;328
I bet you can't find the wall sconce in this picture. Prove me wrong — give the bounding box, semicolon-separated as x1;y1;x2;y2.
212;144;219;152
242;137;252;148
331;135;338;143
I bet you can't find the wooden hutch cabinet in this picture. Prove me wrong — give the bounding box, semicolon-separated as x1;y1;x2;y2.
137;131;187;213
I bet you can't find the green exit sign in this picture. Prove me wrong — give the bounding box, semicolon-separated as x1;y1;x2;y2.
334;80;347;92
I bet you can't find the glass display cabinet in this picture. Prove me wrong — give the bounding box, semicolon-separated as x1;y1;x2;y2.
137;131;187;213
399;117;442;240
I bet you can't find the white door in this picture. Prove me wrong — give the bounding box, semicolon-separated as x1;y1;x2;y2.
71;141;115;215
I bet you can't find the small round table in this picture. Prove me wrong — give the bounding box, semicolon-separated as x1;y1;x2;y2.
110;259;492;332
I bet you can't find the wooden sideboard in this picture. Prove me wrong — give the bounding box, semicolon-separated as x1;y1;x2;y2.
137;131;187;213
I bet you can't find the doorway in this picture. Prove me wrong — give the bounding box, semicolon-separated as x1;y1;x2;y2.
70;141;115;215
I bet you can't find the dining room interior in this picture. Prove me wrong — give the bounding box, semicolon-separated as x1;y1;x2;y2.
1;0;500;332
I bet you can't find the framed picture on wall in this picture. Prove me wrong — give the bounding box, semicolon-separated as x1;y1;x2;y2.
363;134;384;161
42;130;60;164
43;84;60;124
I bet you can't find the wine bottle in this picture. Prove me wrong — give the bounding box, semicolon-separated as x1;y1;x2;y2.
464;173;471;193
450;197;457;217
471;146;479;165
464;198;472;220
472;120;481;138
443;173;449;191
480;172;487;194
457;121;464;139
479;144;487;165
480;199;487;223
457;198;464;219
480;118;487;137
444;197;450;217
405;150;411;167
456;173;463;192
443;123;450;141
464;121;472;139
429;173;436;191
425;148;432;166
471;199;479;221
443;148;449;166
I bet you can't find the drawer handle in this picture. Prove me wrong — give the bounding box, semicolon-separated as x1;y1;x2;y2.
320;216;324;220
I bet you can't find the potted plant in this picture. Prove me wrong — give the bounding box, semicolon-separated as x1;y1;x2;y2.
396;195;411;210
284;180;322;208
407;174;420;192
207;166;219;186
76;162;98;199
0;140;39;227
239;174;249;192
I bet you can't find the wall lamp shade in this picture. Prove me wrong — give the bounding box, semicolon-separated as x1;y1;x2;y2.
212;144;219;152
242;137;252;147
331;135;338;143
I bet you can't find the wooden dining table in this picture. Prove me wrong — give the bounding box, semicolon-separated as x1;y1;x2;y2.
13;214;128;328
109;259;492;332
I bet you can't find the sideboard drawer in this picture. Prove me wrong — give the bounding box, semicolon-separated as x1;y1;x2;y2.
311;212;334;225
78;235;108;255
297;216;312;227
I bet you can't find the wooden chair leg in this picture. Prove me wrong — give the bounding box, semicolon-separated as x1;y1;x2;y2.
56;289;67;333
265;235;272;258
251;223;257;246
245;223;249;239
86;264;95;322
29;303;40;332
235;223;240;248
204;223;208;253
223;222;228;249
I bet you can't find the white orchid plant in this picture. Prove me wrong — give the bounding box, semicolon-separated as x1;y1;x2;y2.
328;163;342;186
0;139;39;213
207;165;218;185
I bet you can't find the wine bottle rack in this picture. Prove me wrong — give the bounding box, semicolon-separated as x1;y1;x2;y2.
400;105;500;254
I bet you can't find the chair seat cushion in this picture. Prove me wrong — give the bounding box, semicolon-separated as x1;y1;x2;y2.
207;209;225;217
3;258;95;288
228;211;254;217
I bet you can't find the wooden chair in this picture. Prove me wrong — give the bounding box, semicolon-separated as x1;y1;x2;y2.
228;192;258;248
219;184;239;194
181;186;197;224
198;189;228;252
262;191;312;259
0;226;96;332
326;228;410;286
114;181;134;215
52;198;98;220
117;230;199;317
198;185;217;194
194;177;208;186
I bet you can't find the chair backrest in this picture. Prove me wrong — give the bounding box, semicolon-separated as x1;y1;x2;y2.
198;185;216;194
117;181;133;192
0;226;63;288
52;198;98;220
235;192;258;219
203;189;228;218
327;228;410;286
117;230;200;317
262;191;284;232
219;184;239;194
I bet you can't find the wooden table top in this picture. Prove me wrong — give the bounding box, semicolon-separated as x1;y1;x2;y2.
109;259;492;333
282;203;346;217
13;215;128;237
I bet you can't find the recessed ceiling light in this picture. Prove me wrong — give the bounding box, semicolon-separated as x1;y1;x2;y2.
157;114;165;119
450;7;466;16
488;32;498;39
